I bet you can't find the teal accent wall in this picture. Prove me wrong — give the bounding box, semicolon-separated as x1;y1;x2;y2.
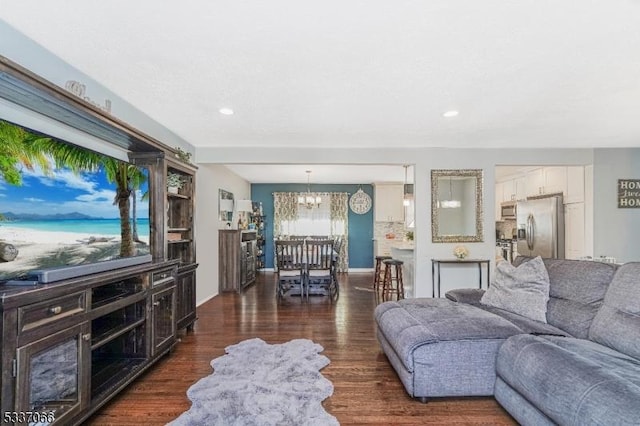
251;184;374;269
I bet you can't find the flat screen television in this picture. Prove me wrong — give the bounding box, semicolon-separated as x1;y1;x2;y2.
0;119;151;284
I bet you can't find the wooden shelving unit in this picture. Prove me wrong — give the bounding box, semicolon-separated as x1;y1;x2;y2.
131;153;198;332
251;209;267;270
166;159;198;331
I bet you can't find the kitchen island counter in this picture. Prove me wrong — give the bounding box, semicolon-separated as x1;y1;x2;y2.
390;244;414;298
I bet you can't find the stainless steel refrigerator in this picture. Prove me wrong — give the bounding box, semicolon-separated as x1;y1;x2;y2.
516;195;565;259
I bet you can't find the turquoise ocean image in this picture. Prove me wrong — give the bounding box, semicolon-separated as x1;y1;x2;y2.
2;218;150;238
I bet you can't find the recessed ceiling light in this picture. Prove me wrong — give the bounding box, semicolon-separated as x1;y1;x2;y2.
443;110;459;118
219;108;234;115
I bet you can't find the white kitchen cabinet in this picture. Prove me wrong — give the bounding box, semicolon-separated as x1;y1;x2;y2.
502;180;515;202
525;168;545;197
514;176;527;201
565;202;585;259
495;182;504;221
566;166;585;203
502;176;527;201
374;183;405;222
525;167;569;198
543;167;567;196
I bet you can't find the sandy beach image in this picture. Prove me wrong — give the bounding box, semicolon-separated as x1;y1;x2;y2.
1;119;152;283
0;226;150;280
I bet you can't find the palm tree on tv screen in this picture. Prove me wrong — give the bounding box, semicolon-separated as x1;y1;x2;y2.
0;120;142;257
128;167;148;244
0;120;51;187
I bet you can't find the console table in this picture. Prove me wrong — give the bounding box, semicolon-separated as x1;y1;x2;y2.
431;258;490;298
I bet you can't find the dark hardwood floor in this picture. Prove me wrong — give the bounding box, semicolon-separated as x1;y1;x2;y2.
87;272;516;425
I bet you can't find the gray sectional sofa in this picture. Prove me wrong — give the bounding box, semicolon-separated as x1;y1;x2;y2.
374;257;640;425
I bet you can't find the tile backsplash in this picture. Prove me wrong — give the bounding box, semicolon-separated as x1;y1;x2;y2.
496;219;517;239
374;221;410;257
374;221;409;240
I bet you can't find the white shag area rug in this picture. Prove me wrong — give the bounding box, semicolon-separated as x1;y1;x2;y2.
168;338;339;426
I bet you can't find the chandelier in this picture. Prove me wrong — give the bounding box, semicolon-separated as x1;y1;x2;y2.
298;170;322;209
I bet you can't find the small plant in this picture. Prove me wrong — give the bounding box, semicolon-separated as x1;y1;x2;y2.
167;172;184;190
406;231;414;241
174;146;192;163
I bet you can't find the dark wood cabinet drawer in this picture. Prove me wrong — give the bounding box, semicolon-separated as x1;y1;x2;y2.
18;292;86;333
152;267;175;287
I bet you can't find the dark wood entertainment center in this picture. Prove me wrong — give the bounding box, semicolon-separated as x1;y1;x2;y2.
0;56;198;424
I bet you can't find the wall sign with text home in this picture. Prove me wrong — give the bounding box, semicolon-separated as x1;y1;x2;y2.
618;179;640;208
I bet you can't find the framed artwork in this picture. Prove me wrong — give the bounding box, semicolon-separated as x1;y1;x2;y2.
219;189;234;222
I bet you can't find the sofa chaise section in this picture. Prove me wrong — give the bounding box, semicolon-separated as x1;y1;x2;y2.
496;334;640;425
495;262;640;425
374;298;558;398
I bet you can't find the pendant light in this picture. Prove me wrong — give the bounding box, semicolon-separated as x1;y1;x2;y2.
441;177;461;209
403;165;413;206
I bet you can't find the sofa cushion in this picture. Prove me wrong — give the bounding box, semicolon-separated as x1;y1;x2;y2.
475;304;570;337
514;257;618;338
480;256;550;323
374;298;522;371
589;262;640;360
496;334;640;425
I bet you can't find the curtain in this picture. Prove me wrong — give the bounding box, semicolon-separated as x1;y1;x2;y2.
330;193;349;272
273;192;298;237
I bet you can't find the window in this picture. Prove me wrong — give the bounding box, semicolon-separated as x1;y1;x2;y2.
280;201;345;236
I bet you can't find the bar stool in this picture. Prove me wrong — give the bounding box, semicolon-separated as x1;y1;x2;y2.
382;259;405;300
373;255;392;291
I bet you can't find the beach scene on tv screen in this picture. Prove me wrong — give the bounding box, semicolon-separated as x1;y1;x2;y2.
0;120;150;282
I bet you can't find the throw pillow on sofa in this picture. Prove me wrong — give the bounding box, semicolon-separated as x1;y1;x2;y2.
480;256;551;323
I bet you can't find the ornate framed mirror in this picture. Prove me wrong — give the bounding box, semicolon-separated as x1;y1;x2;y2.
431;169;484;243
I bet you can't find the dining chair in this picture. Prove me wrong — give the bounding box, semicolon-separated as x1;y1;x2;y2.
305;239;337;300
274;239;305;301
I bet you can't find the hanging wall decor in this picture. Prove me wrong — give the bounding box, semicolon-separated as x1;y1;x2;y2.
349;187;372;214
618;179;640;208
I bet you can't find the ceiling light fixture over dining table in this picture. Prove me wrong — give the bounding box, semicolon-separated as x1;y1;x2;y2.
298;170;322;209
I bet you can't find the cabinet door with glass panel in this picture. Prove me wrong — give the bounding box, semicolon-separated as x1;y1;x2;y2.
15;322;90;425
151;285;176;356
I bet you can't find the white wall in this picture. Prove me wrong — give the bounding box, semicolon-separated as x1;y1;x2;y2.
195;164;251;305
195;146;593;298
593;148;640;263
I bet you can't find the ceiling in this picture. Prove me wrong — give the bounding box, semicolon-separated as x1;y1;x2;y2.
2;1;640;183
225;164;413;184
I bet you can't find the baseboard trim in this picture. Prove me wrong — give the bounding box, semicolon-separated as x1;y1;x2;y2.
196;293;217;307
